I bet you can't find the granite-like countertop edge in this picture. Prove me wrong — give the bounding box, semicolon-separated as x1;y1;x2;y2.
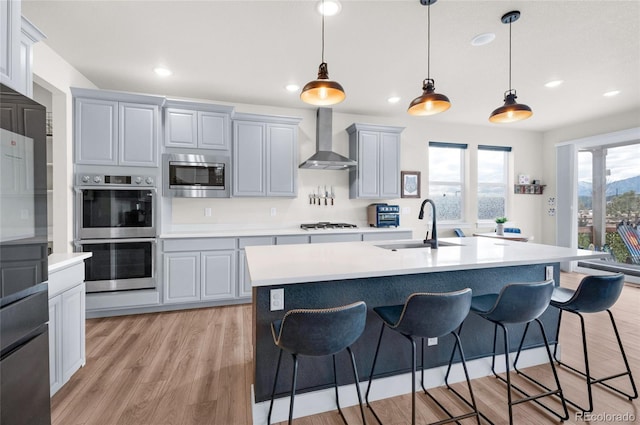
159;226;413;239
48;253;92;273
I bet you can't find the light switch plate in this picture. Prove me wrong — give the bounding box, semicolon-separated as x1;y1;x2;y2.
545;265;554;281
270;288;284;311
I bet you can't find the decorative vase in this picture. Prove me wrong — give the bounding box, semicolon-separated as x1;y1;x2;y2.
496;223;504;236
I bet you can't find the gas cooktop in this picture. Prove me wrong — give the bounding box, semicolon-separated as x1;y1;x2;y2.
300;222;358;230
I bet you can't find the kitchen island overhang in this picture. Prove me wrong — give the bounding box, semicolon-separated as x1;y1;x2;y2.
247;237;608;419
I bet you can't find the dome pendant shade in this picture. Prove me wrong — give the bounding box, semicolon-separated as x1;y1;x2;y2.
489;10;532;123
489;90;532;123
300;62;346;106
408;79;451;116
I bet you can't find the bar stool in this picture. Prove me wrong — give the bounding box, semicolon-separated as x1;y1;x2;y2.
465;280;568;425
267;301;367;425
551;273;638;412
365;289;480;425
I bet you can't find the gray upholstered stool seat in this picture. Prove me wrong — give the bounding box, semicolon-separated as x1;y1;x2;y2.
366;289;480;425
550;273;638;412
267;301;367;425
467;280;568;425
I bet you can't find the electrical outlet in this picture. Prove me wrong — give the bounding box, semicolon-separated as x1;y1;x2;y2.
427;337;438;346
545;265;554;281
270;288;284;311
204;207;212;217
270;207;277;217
402;207;411;215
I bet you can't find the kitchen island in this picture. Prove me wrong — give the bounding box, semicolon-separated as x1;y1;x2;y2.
246;237;608;423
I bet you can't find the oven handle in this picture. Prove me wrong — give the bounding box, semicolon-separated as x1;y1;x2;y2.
75;238;157;245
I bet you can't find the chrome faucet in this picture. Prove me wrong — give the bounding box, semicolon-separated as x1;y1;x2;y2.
418;199;438;249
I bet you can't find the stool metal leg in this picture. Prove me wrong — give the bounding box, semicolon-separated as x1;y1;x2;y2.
346;346;368;425
553;308;638;412
426;331;482;425
267;348;284;425
333;353;349;425
513;319;569;421
366;323;386;425
288;353;299;425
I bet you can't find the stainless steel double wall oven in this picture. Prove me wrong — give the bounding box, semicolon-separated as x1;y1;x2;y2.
75;173;157;293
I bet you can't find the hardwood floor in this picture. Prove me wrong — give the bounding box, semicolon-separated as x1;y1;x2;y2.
51;273;639;424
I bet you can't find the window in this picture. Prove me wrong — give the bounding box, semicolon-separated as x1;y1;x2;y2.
477;145;510;221
428;142;466;221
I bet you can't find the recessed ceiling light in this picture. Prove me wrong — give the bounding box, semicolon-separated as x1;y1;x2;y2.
285;84;300;92
153;67;172;77
603;90;620;97
471;32;495;46
316;0;342;16
387;96;401;104
544;80;564;88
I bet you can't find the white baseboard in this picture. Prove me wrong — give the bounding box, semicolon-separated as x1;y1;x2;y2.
252;345;553;425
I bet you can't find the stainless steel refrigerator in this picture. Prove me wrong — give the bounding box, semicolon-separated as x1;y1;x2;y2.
0;83;51;425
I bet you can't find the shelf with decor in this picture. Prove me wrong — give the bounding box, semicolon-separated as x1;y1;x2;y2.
514;184;545;194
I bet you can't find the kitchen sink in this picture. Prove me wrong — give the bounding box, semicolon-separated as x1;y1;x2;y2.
375;240;462;250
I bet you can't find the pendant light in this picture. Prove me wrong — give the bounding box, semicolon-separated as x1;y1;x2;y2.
300;0;345;106
489;10;532;123
408;0;450;116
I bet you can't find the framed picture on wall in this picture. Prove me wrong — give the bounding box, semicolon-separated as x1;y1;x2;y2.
401;171;420;198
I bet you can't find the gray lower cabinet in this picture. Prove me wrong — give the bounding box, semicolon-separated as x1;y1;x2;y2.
163;238;237;304
49;264;86;396
72;88;163;167
362;231;412;241
232;113;301;197
309;233;362;244
164;101;233;151
347;123;404;199
238;236;274;297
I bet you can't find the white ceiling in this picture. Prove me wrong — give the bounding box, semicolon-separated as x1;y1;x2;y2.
23;0;640;132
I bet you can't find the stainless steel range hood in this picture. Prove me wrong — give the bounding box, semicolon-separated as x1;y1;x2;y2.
299;108;357;170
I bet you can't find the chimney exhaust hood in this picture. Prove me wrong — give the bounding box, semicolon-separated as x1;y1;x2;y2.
299;108;357;170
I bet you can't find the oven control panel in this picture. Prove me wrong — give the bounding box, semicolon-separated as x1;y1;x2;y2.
77;174;155;187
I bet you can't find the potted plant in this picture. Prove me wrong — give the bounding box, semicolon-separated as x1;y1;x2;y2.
495;217;508;235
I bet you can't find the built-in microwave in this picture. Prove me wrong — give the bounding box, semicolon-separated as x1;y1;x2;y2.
163;153;230;198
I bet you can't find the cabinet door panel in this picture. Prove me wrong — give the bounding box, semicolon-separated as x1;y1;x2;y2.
61;284;85;383
164;253;200;303
238;250;252;298
358;131;380;198
75;98;118;165
233;121;265;196
379;132;400;198
201;250;236;300
119;102;158;166
267;125;296;196
165;108;197;148
199;111;228;150
48;295;62;395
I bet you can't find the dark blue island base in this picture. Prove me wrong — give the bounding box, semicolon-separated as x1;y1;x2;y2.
252;263;560;403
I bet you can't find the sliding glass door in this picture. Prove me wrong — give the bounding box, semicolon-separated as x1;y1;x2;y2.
577;143;640;271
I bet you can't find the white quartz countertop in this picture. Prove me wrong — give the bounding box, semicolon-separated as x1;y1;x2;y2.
48;253;92;274
245;237;609;287
160;226;412;239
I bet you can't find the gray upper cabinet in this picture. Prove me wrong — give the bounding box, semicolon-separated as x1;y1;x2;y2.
119;102;158;166
164;100;233;151
1;0;21;93
72;88;164;167
232;113;301;197
347;123;404;199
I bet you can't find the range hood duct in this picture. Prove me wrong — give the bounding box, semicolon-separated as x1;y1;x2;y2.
299;108;357;170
